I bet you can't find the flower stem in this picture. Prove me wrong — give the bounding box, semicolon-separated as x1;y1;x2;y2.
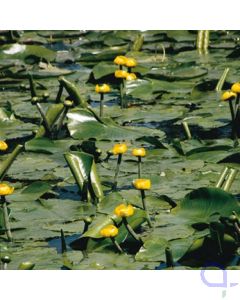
1;196;12;242
138;157;142;178
229;100;235;122
140;190;152;228
100;93;104;117
110;237;123;253
120;79;124;109
123;217;142;243
113;154;122;190
0;144;23;180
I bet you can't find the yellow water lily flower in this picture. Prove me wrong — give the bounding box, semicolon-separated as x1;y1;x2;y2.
133;179;151;190
0;183;14;196
231;82;240;94
221;91;237;101
125;58;137;68
114;56;127;66
132;148;146;157
114;203;135;217
114;70;128;79
0;141;8;151
112;143;128;155
95;84;111;94
100;224;119;238
126;73;137;81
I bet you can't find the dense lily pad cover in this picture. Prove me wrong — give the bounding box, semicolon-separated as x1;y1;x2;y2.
0;30;240;270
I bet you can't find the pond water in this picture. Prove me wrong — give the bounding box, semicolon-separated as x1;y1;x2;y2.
0;30;240;270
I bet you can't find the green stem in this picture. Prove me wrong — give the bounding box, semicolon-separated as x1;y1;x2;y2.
60;229;67;254
140;190;152;228
234;222;240;236
100;93;104;117
182;121;192;139
113;154;122;190
56;83;63;103
0;144;23;180
196;30;204;50
127;67;132;73
29;74;37;97
110;237;123;253
120;80;124;109
215;166;229;188
203;30;210;51
138;157;142;178
56;106;68;134
223;168;238;192
215;68;229;92
229;99;238;143
165;247;174;268
35;102;52;136
229;100;235;123
123;217;143;243
1;197;12;242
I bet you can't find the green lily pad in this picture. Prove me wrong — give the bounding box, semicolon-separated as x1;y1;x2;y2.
67;108;165;140
172;187;240;224
0;44;56;62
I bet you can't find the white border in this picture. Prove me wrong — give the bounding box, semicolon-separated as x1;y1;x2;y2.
1;270;240;300
0;0;240;29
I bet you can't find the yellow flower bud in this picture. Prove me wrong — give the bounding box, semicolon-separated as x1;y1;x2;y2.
126;73;137;81
64;100;74;107
114;203;135;218
132;148;146;157
125;58;137;68
114;70;128;79
133;179;151;190
95;84;111;94
100;224;119;238
0;183;14;196
112;143;128;155
0;141;8;151
114;56;127;66
231;82;240;94
221;91;237;101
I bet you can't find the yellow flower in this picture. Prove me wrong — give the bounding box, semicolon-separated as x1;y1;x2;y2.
114;70;128;79
221;91;237;101
132;148;146;157
0;183;14;196
114;203;134;217
231;82;240;94
100;224;119;238
125;58;137;68
0;141;8;151
114;56;127;66
126;73;137;81
95;84;111;94
112;143;128;155
133;179;151;190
